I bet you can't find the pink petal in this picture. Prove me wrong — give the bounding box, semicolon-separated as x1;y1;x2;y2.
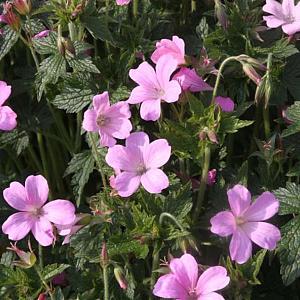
282;21;300;35
199;292;225;300
153;274;187;299
31;216;54;246
163;80;182;103
156;55;178;89
0;106;17;131
82;109;98;132
243;192;279;221
25;175;49;208
140;100;161;121
143;139;171;169
215;96;234;112
107;101;131;119
282;0;295;17
105;118;132;139
3;182;31;211
241;221;281;250
263;15;286;28
229;228;252;264
263;0;284;17
115;171;141;197
127;86;159;104
2;212;33;241
196;266;230;295
93;92;110;113
141;168;169;193
106;145;142;171
33;30;51;39
125;131;150;148
116;0;131;5
227;184;251;217
0;81;11;106
42;200;76;225
129;61;159;89
210;211;236;237
99;130;116;147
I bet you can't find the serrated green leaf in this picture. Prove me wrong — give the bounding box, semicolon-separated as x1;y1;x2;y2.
32;31;58;55
0;129;29;155
188;93;204;115
0;26;19;61
111;86;131;103
52;87;93;113
42;264;70;281
65;150;95;206
68;57;100;73
273;183;300;215
219;116;253;134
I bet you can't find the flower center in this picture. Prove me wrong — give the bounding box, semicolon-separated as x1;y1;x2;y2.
31;207;43;217
155;88;165;98
136;164;147;175
187;288;198;300
286;14;295;23
96;114;109;127
236;216;245;225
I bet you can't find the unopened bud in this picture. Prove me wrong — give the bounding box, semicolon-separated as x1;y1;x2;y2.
7;241;36;269
57;36;65;56
214;0;228;30
13;0;31;15
100;241;109;267
37;293;47;300
198;130;207;141
242;62;262;85
63;38;76;57
207;130;218;144
114;266;128;290
1;2;21;31
179;236;200;254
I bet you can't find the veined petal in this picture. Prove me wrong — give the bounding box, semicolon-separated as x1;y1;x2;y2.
93;92;110;113
227;184;251;217
163;80;181;103
31;216;54;246
282;0;295;17
125;131;150;148
140;100;161;121
99;130;116;147
25;175;49;208
263;15;286;28
0;81;11;106
115;171;141;197
82;109;98;132
156;55;178;89
210;211;236;237
282;21;300;35
141;169;169;194
229;228;252;264
263;0;284;18
198;292;225;300
0;106;17;131
127;86;159;104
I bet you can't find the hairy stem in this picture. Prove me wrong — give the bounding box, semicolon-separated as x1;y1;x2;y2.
159;212;185;231
103;265;109;300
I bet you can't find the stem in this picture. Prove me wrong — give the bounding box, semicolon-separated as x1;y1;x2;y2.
133;0;138;18
263;53;272;139
159;212;185;231
34;265;54;300
191;0;196;11
68;22;77;41
103;265;109;300
38;244;43;268
150;242;160;295
193;145;211;221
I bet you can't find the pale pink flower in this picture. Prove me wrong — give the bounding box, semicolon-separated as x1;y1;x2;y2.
83;91;132;147
128;55;181;121
151;36;186;65
153;253;230;299
116;0;131;5
207;169;217;186
0;2;20;31
0;80;17;131
263;0;300;35
210;184;281;264
105;132;171;197
56;214;87;245
173;67;213;92
33;30;51;39
2;175;76;246
215;96;234;112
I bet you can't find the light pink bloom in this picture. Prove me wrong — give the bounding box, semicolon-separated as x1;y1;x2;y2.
207;169;217;186
56;214;86;245
0;80;17;131
83;91;132;147
263;0;300;35
151;36;186;65
173;67;213;92
210;184;281;264
116;0;131;5
105;132;171;197
215;96;234;112
33;30;51;39
2;175;76;246
128;55;181;121
153;253;230;300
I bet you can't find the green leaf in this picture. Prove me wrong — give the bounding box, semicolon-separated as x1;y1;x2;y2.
219;115;253;134
111;86;131;103
32;32;58;55
0;26;19;61
283;53;300;99
65;150;95;206
52;87;93;113
278;216;300;285
42;264;70;281
68;57;100;73
81;15;113;42
188;93;205;115
273;182;300;215
281;122;300;138
0;129;29;155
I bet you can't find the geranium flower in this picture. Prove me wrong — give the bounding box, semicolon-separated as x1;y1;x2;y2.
2;175;76;246
210;184;281;264
105;132;171;197
116;0;131;5
153;253;230;299
263;0;300;35
207;169;217;186
215;96;234;112
0;80;17;131
151;36;186;65
128;55;181;121
173;67;213;92
0;2;20;31
83;91;132;147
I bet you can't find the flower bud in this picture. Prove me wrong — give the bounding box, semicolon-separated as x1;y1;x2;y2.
7;241;36;269
207;169;217;186
114;266;128;290
0;2;21;31
57;36;66;56
100;241;109;267
207;130;218;144
242;62;262;85
214;0;228;30
63;38;76;58
13;0;31;15
37;293;47;300
198;129;207;141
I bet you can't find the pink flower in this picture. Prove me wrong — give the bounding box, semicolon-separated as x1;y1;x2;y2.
0;80;17;131
151;36;186;66
210;184;281;264
2;175;76;246
116;0;131;5
207;169;217;186
263;0;300;35
83;91;132;147
128;55;181;121
153;253;230;299
215;96;234;112
173;67;213;92
0;2;20;31
56;214;87;245
33;30;51;39
105;132;171;197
